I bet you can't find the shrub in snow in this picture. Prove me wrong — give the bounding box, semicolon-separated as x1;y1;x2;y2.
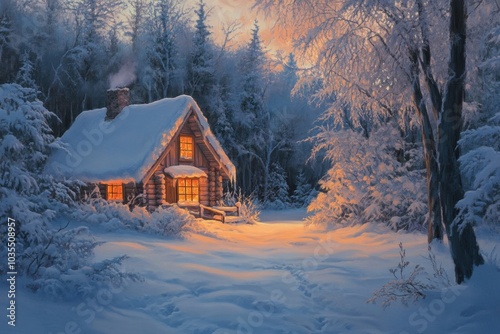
144;205;195;236
76;188;195;236
306;123;427;231
0;83;140;300
457;112;500;229
76;189;147;231
371;242;461;309
31;259;142;300
427;245;452;288
369;243;431;308
223;189;261;224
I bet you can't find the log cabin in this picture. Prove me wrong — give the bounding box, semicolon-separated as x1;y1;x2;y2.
45;88;236;211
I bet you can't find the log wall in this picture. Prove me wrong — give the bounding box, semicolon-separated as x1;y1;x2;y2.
200;177;209;206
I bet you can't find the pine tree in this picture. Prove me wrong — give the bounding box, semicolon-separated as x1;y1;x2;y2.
188;0;214;113
236;21;269;194
0;12;12;61
291;171;314;207
0;11;16;83
240;20;266;132
267;162;290;208
211;83;233;149
15;52;38;91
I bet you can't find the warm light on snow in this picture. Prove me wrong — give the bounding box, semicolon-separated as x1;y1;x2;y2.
8;210;500;333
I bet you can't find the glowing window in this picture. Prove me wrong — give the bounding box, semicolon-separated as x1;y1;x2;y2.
179;135;194;160
178;178;199;203
107;184;123;201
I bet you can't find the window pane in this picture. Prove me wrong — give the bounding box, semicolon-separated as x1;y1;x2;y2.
180;135;193;160
177;178;199;203
107;184;123;200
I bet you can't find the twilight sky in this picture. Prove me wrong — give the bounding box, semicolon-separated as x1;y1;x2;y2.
194;0;292;53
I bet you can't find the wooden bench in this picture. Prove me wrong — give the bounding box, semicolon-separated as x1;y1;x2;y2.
200;202;241;223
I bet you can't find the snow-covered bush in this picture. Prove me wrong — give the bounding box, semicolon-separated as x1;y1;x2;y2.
75;188;195;236
223;190;261;224
76;189;148;231
306;123;427;231
457;112;500;229
145;205;195;236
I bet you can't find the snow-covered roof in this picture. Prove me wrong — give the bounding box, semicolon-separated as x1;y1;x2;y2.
164;165;207;179
45;95;236;183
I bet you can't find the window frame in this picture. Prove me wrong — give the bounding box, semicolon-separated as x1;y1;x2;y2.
107;184;123;201
179;135;194;161
177;178;200;203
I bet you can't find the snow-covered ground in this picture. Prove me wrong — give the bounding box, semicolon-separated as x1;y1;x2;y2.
3;209;500;334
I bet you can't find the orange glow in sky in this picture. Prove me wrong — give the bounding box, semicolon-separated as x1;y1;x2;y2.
201;0;293;53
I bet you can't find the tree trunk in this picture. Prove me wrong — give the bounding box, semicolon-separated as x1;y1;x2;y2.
409;49;443;242
439;0;483;284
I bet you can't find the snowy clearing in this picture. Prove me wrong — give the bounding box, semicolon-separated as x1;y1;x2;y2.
3;209;500;334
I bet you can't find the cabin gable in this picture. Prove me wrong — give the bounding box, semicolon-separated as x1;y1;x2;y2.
141;108;230;210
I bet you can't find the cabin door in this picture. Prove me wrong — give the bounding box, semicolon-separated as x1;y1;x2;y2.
165;177;176;203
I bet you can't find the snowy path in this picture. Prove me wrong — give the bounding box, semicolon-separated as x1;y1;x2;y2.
5;209;500;334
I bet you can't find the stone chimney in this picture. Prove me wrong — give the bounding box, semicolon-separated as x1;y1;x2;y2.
106;87;130;120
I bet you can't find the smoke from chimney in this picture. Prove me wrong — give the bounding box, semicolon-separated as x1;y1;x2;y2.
108;61;136;89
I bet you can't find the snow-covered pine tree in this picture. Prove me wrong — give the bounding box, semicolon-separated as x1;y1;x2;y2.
458;122;500;229
188;0;215;117
0;83;78;277
0;9;17;83
0;12;12;56
239;20;266;135
211;83;234;149
235;21;269;194
266;162;290;208
291;171;314;207
15;51;38;90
